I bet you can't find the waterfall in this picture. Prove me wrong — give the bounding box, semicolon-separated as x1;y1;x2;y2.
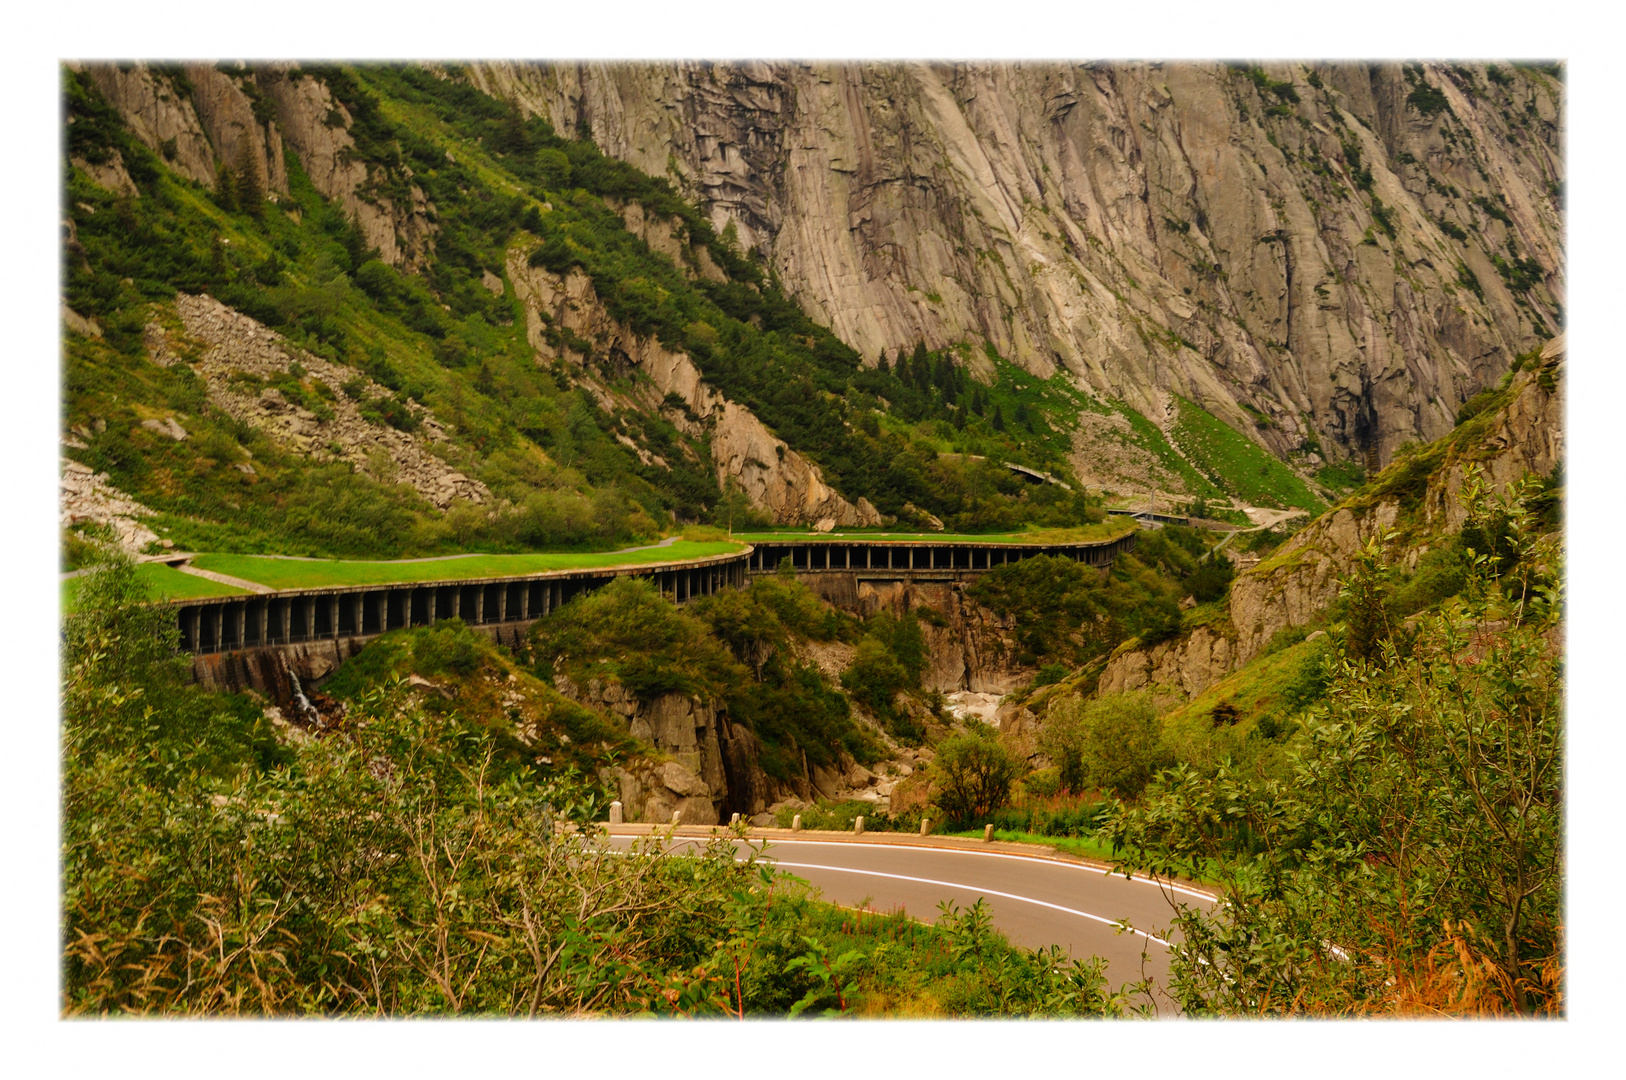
288;670;322;727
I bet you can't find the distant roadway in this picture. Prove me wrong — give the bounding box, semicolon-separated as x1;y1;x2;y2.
605;828;1216;1007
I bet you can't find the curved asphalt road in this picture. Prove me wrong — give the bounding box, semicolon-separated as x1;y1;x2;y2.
606;829;1215;1006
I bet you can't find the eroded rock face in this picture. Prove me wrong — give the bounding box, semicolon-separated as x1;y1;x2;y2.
805;576;1040;694
256;66;437;270
150;293;489;511
558;675;728;824
76;62;289;199
1419;333;1565;535
76;62;436;271
1228;501;1402;663
472;61;1561;474
1230;339;1563;664
70;149;138;198
506;256;882;527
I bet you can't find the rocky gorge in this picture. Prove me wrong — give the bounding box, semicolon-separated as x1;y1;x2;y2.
1099;333;1564;707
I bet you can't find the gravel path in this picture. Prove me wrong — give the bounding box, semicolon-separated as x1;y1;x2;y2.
217;534;685;565
174;564;273;594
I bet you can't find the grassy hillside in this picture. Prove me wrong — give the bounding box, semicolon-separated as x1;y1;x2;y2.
1170;397;1326;514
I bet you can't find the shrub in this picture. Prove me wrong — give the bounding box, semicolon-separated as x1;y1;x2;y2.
841;638;911;715
536;577;738;699
1033;661;1070;687
929;728;1021;826
1040;692;1166;799
1186;556;1236;603
411;619;486;678
1455;387;1502;426
1407;83;1451;117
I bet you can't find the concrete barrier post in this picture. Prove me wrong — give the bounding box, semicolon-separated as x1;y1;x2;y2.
671;810;682;827
609;801;623;825
983;824;994;842
792;814;803;831
854;816;865;835
920;818;930;836
729;812;740;826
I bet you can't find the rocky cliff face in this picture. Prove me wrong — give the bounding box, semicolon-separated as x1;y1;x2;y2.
75;62;290;200
254;67;438;270
816;576;1039;694
1097;622;1241;703
1232;333;1562;653
557;672;842;824
471;61;1562;476
506;254;882;526
77;62;435;271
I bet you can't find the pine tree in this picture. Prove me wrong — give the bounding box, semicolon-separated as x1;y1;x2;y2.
235;148;264;219
214;161;237;212
499;108;532;156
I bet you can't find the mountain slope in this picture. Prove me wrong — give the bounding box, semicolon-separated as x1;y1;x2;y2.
471;60;1562;484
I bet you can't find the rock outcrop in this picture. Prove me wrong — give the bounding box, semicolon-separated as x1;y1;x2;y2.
77;62;435;271
556;672;807;824
255;66;437;270
560;675;729;824
1098;622;1241;702
1229;334;1562;663
472;61;1562;474
75;62;289;199
69;149;138;198
149;293;489;510
798;574;1043;694
506;255;882;527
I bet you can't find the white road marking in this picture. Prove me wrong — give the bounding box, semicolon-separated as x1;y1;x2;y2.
741;837;1218;903
766;859;1173;947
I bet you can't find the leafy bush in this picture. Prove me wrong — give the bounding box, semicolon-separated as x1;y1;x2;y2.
966;551;1193;667
1185;556;1236;603
1040;692;1167;799
929;728;1022;826
1407;82;1451;117
62;553;288;780
534;577;876;776
533;577;740;700
840;611;928;740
